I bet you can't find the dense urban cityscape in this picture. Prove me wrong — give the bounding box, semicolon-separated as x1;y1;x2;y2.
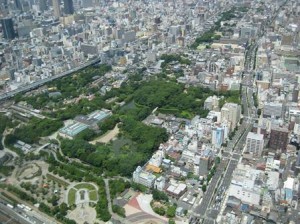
0;0;300;224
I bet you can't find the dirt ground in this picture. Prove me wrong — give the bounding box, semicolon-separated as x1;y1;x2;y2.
90;125;119;144
18;164;40;180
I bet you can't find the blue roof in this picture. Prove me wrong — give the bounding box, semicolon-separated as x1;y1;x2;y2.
88;110;110;122
240;204;249;212
285;189;293;200
59;122;89;137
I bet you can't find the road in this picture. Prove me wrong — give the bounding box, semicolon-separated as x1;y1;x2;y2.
190;0;290;219
104;179;131;224
0;57;101;103
0;203;32;224
0;190;57;224
190;3;269;222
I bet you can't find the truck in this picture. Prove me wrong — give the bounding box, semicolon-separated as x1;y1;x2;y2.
6;203;14;209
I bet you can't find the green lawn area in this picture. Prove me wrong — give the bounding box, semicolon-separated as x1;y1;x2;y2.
68;188;76;206
89;190;98;201
74;183;96;191
180;110;193;119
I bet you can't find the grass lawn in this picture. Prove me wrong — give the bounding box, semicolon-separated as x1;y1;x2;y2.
74;183;96;191
180;110;193;119
89;190;98;201
68;188;76;206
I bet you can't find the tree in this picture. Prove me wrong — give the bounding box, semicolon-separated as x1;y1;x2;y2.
152;189;169;202
202;184;207;192
59;203;68;216
169;219;176;224
166;205;176;218
153;206;166;216
112;205;126;217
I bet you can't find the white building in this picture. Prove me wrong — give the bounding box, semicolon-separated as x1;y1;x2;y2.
148;150;164;167
228;164;262;206
133;166;156;188
245;132;264;156
154;176;166;191
204;95;220;110
221;103;241;131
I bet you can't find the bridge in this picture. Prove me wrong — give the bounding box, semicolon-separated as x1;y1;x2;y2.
0;57;101;103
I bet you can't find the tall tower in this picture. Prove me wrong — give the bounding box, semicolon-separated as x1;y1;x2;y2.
39;0;47;12
1;18;15;39
14;0;22;11
63;0;74;15
52;0;61;18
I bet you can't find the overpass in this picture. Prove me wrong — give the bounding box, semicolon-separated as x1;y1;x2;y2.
0;57;101;103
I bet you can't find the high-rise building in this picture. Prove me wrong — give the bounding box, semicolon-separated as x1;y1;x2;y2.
14;0;22;10
221;103;241;131
52;0;61;18
269;126;289;152
39;0;47;12
82;0;93;8
199;156;210;176
63;0;74;15
245;132;264;156
211;127;224;148
1;17;15;39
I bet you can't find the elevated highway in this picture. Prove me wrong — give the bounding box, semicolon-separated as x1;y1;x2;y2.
0;57;101;103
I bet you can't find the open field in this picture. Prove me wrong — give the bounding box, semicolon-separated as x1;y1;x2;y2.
90;125;119;144
89;190;98;201
68;188;76;206
74;183;96;191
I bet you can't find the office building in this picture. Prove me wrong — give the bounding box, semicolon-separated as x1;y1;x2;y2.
221;103;241;130
245;132;264;156
263;102;283;118
39;0;47;12
166;182;187;199
63;0;74;15
82;0;93;8
52;0;61;18
228;164;262;206
283;178;294;203
199;155;212;176
14;0;22;11
269;126;289;152
211;127;224;148
204;95;219;110
123;30;136;43
240;26;258;39
1;18;15;39
81;44;99;56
